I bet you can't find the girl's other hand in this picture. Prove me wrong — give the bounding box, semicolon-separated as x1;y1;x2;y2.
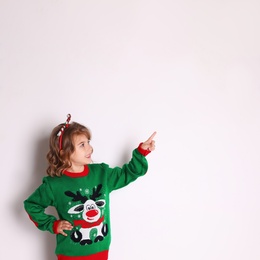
57;220;73;236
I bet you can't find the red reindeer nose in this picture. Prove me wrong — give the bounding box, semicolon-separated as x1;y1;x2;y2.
86;210;98;218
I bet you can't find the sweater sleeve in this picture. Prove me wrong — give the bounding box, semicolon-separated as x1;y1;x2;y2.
24;177;57;234
106;146;149;192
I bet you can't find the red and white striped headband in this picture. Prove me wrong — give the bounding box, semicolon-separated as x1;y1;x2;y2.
57;114;71;150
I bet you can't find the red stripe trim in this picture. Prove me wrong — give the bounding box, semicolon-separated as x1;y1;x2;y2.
28;214;39;227
57;250;108;260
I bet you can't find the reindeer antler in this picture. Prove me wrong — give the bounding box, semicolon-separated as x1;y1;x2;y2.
89;184;102;201
65;191;88;203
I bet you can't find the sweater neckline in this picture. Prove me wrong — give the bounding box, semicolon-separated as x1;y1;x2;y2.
63;165;89;178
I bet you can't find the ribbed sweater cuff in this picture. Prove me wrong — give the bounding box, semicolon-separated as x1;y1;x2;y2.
53;220;60;234
137;143;151;156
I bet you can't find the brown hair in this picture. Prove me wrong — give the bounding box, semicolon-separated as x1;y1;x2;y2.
46;122;92;177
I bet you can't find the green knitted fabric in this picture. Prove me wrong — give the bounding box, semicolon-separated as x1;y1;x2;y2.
24;148;148;257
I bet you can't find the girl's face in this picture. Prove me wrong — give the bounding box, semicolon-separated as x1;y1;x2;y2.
68;134;93;172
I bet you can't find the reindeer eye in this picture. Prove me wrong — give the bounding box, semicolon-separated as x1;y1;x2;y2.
86;204;95;210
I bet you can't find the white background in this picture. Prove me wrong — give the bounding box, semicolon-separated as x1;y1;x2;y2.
1;0;260;259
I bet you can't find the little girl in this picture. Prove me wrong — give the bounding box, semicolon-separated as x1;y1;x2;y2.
24;114;156;260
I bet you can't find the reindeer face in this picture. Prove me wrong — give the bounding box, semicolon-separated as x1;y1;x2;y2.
68;199;106;223
64;185;109;245
65;184;106;223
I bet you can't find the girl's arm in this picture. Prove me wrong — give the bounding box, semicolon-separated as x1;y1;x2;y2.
24;177;57;234
106;132;156;191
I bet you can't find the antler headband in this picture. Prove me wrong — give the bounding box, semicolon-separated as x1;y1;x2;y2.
57;114;71;150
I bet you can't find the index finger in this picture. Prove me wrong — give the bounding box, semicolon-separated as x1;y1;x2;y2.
147;131;157;142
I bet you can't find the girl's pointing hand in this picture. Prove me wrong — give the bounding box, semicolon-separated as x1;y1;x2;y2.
141;131;156;151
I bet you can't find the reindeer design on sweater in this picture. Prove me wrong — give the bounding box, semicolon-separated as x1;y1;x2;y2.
65;184;108;245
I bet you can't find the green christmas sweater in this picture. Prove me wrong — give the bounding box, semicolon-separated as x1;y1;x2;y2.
24;145;150;260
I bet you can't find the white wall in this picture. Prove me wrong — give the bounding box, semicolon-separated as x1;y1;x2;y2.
1;0;260;259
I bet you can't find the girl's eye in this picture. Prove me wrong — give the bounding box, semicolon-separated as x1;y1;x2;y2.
79;140;90;147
